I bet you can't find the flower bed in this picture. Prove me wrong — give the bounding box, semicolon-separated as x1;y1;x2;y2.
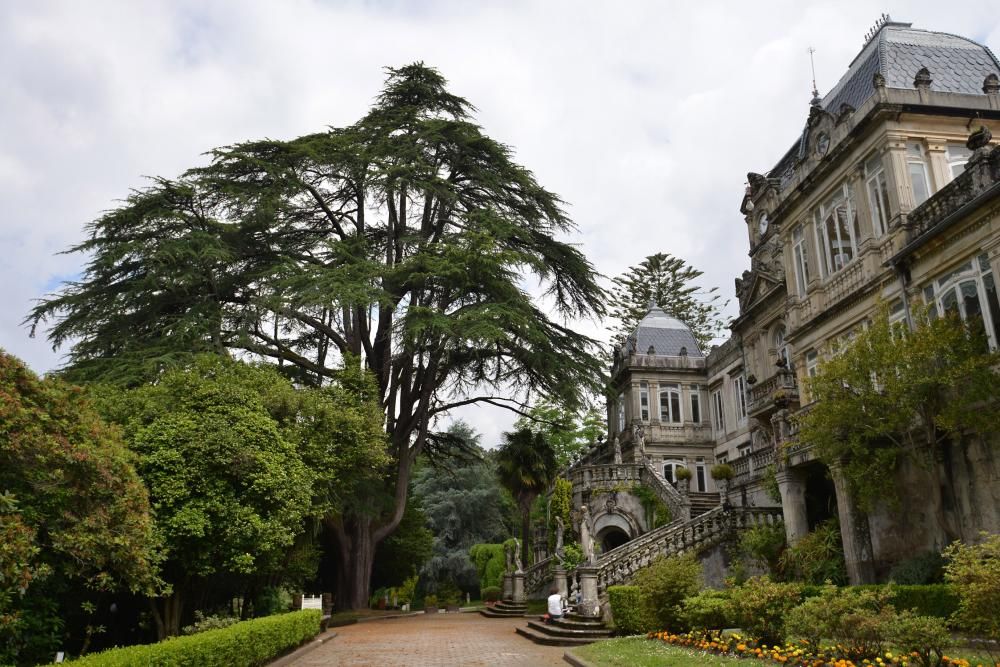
647;630;996;667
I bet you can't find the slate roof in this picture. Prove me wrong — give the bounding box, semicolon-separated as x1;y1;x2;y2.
622;306;704;358
769;21;1000;176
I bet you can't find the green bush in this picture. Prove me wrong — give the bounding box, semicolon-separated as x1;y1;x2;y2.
481;586;501;602
888;551;945;585
784;584;896;660
779;519;846;585
679;589;733;632
423;594;438;609
469;543;505;590
398;574;419;605
944;533;1000;639
181;611;240;636
607;586;653;635
59;610;320;666
738;522;787;577
888;610;953;667
632;554;701;632
886;584;958;619
710;464;733;481
728;576;803;646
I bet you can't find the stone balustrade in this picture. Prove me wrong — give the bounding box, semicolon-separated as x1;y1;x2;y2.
524;555;554;594
593;506;784;593
567;463;644;491
638;459;688;522
732;446;776;484
748;369;799;416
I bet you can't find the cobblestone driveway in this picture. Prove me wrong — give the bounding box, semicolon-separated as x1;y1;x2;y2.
288;612;567;667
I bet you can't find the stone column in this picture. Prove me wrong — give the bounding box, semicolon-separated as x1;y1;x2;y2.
577;566;600;618
775;468;809;544
512;572;526;603
502;573;513;601
554;567;569;600
830;463;876;584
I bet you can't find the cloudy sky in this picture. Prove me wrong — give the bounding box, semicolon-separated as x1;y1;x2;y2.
3;0;998;445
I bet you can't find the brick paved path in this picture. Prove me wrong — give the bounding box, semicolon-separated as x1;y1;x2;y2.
288;612;567;667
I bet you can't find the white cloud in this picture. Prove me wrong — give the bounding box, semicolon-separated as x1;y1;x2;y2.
3;0;997;446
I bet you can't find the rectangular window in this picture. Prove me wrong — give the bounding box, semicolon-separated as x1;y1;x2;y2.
813;181;861;277
617;393;625;432
716;454;728;465
695;459;706;492
690;385;701;424
865;153;892;237
712;389;725;433
733;375;748;422
639;382;649;421
805;350;818;377
659;384;682;423
888;297;908;335
792;225;810;295
738;444;751;459
907;141;931;206
923;253;1000;349
946;143;972;181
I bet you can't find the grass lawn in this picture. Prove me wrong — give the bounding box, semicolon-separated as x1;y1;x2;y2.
571;636;745;666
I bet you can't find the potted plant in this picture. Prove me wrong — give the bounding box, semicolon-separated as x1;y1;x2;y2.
711;463;734;501
675;466;693;494
423;594;438;613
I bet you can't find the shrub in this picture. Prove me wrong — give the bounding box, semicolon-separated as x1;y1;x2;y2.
398;574;419;605
778;519;846;585
469;543;505;590
738;522;787;577
60;610;320;666
728;576;803;646
888;610;953;667
784;583;842;650
436;581;461;607
888;551;945;585
632;554;701;632
181;611;240;636
943;533;1000;639
607;586;653;635
784;584;895;660
481;586;501;602
422;594;438;609
710;464;733;481
884;584;958;619
675;467;692;481
679;589;732;633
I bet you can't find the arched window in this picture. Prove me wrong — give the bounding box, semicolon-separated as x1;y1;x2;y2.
774;326;790;368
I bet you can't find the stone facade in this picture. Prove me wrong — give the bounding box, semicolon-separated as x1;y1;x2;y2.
573;19;1000;585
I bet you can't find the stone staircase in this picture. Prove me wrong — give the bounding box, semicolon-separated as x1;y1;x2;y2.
688;491;720;517
479;599;527;618
515;613;612;646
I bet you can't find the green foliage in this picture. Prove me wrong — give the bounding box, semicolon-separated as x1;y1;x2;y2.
469;544;506;591
943;533;1000;639
778;519;846;585
181;612;240;636
799;306;1000;511
422;595;438;610
761;464;782;504
783;585;897;662
727;577;803;645
560;542;584;571
495;427;557;567
679;590;733;633
548;478;573;550
608;586;653;635
414;423;512;593
515;402;605;468
736;522;787;577
371;496;433;590
59;610;320;666
710;464;733;481
0;351;160;663
888;551;945;585
887;610;953;667
674;467;692;481
435;581;461;606
885;585;958;619
397;575;419;605
632;485;672;529
481;586;502;602
608;252;727;351
632;554;701;632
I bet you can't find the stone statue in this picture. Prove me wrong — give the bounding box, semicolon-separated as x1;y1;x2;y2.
554;516;565;557
632;421;646;460
579;505;595;564
513;537;523;573
504;541;513;574
612;435;622;465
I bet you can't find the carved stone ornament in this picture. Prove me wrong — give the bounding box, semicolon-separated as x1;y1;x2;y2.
984;73;1000;95
913;67;932;89
873;71;886;89
747;172;768;193
967;125;993;151
836;103;856;124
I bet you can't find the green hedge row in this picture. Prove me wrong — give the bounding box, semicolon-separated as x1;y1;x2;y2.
607;585;653;635
801;584;958;619
58;610;321;666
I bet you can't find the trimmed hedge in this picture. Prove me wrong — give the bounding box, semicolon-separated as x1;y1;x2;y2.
608;585;653;635
798;584;957;620
58;610;321;666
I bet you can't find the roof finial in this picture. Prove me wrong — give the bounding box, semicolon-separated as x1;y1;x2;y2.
808;46;821;105
864;13;891;45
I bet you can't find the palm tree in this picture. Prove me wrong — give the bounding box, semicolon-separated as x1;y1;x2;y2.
495;427;558;568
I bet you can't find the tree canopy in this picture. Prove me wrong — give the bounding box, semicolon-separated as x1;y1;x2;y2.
27;62;606;608
797;307;1000;511
514;400;605;468
495;426;557;566
609;252;726;350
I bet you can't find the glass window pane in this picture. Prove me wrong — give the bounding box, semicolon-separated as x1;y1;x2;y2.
960;280;983;320
982;273;1000;347
910;163;930;205
942;287;959;317
878;174;892;230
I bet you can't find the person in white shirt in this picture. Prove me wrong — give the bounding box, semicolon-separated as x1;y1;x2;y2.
545;586;565;623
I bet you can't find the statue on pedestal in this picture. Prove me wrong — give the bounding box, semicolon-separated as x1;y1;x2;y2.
504;541;513;574
554;515;565;557
579;505;595;564
513;537;523;573
632;421;646;461
612;435;622;465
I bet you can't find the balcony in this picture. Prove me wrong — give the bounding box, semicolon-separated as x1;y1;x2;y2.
748;368;799;418
731;446;776;485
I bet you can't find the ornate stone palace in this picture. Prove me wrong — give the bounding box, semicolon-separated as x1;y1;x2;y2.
522;18;1000;611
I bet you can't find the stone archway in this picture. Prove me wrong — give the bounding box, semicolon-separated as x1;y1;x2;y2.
592;510;638;555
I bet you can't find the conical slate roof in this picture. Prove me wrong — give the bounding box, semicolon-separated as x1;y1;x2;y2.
622;306;703;358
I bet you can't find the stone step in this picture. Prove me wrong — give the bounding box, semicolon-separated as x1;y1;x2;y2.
550;616;606;630
479;607;525;618
526;620;611;638
514;626;606;647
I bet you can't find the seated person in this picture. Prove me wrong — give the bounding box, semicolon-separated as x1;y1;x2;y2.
544;585;566;623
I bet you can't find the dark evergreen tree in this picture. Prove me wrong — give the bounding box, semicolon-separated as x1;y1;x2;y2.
27;63;605;609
